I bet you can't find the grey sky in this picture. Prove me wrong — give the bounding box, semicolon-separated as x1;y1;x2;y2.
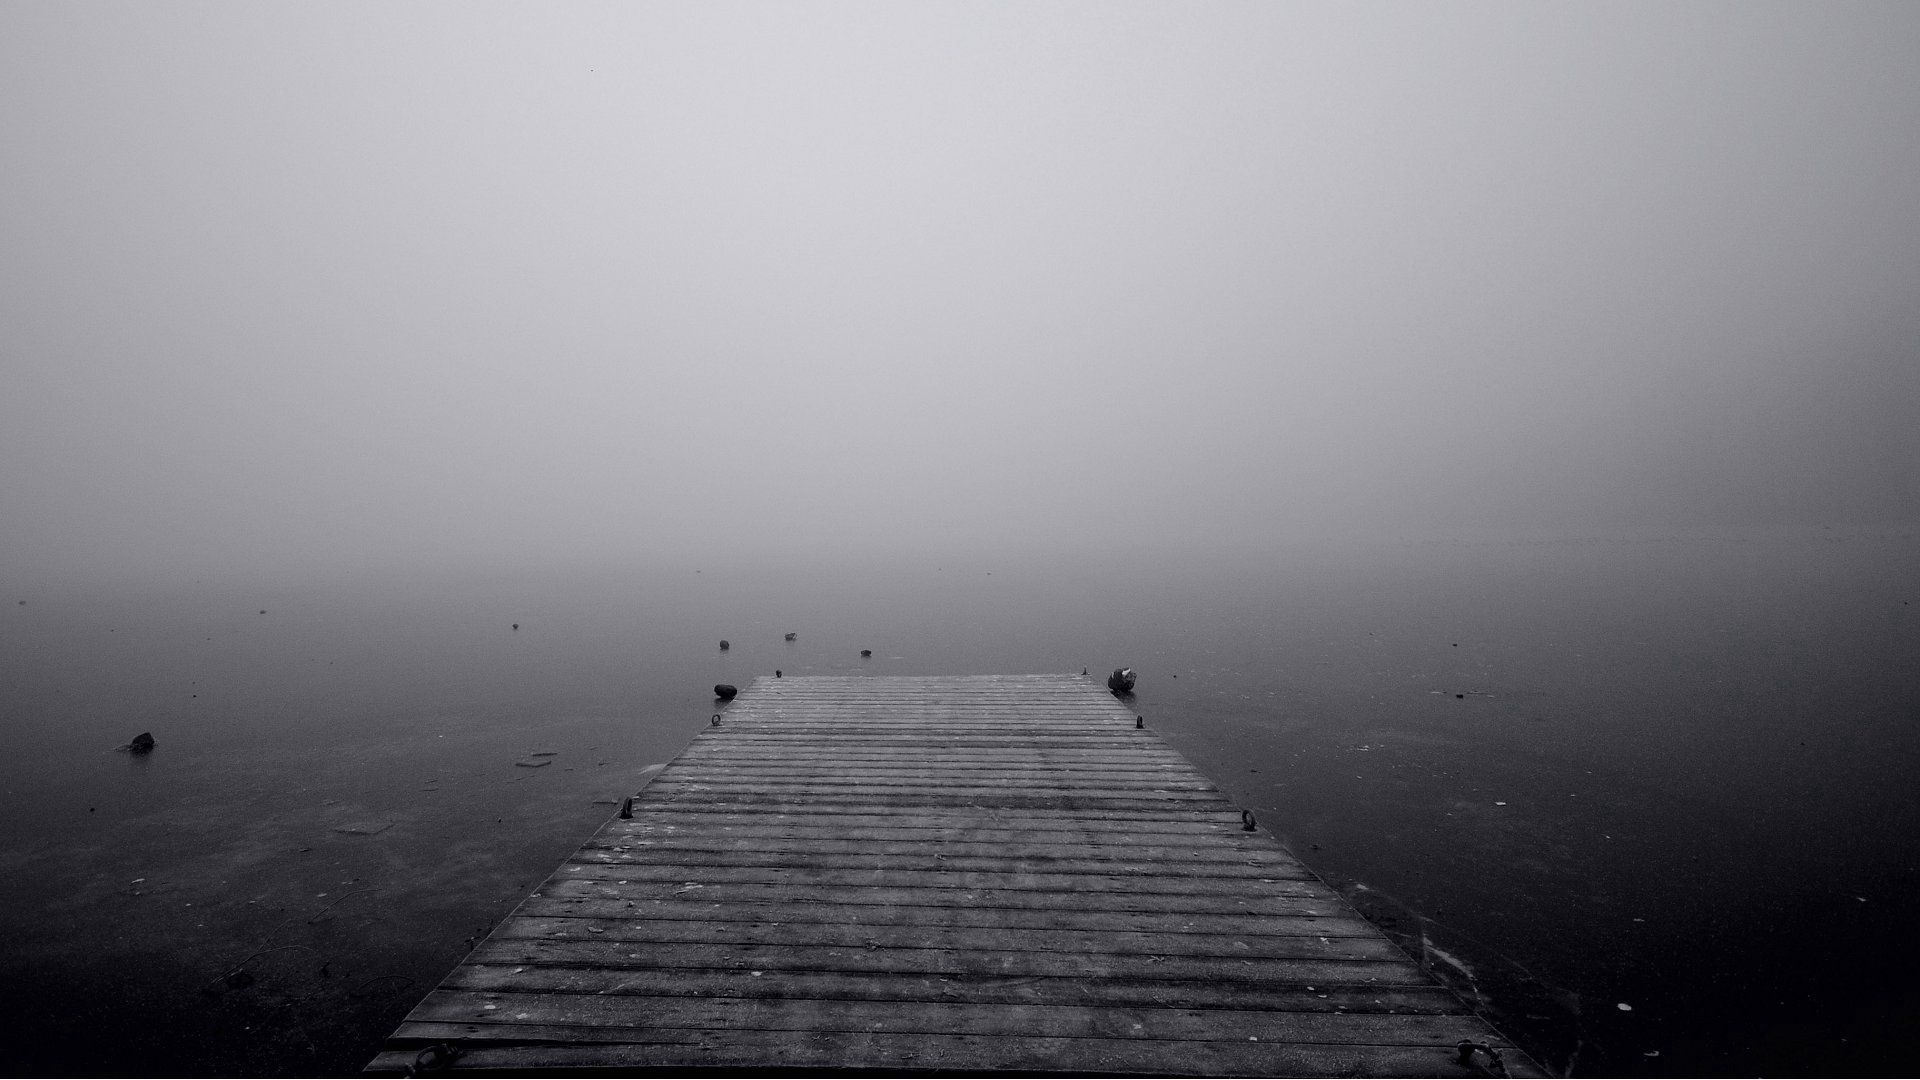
4;2;1916;578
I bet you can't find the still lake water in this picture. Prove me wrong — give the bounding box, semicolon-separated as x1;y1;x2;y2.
2;528;1915;1076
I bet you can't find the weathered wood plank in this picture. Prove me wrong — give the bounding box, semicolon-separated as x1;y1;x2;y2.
591;833;1293;856
645;775;1225;789
604;811;1258;836
440;963;1464;1013
511;898;1368;936
401;983;1512;1045
497;914;1392;950
545;862;1317;894
568;845;1305;868
639;788;1235;804
534;877;1330;913
369;1032;1493;1079
663;760;1214;774
463;938;1417;982
403;989;1505;1044
618;803;1259;818
367;673;1538;1076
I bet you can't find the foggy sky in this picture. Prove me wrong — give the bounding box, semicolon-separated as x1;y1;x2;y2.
4;2;1917;579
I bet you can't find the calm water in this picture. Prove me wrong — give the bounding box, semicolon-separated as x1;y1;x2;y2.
2;528;1916;1076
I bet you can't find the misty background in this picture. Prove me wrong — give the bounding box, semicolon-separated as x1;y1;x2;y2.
4;2;1916;583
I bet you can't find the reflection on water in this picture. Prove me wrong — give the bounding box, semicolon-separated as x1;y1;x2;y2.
2;527;1915;1075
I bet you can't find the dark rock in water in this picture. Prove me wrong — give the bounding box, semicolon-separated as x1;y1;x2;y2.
714;683;738;700
127;732;156;754
860;649;872;658
1107;668;1137;694
784;632;797;641
718;640;730;651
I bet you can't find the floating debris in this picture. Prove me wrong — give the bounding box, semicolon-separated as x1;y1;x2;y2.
333;820;393;835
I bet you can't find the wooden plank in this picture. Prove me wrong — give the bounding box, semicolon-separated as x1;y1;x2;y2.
440;963;1465;1013
511;898;1369;936
640;787;1233;803
479;918;1409;961
497;914;1392;949
571;848;1310;876
588;844;1286;866
462;939;1416;982
533;877;1332;913
591;830;1294;853
622;803;1259;818
645;778;1223;794
660;760;1213;776
603;811;1259;835
400;989;1504;1044
545;862;1317;895
667;753;1202;764
368;673;1539;1076
369;1032;1497;1078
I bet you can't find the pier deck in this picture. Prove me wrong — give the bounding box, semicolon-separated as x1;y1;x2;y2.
368;673;1535;1075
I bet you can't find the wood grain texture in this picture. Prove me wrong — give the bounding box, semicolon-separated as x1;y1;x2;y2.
366;673;1538;1076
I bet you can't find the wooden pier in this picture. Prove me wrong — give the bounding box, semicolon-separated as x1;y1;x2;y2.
367;673;1536;1075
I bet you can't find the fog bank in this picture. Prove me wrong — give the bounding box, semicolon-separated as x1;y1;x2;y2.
5;2;1917;582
